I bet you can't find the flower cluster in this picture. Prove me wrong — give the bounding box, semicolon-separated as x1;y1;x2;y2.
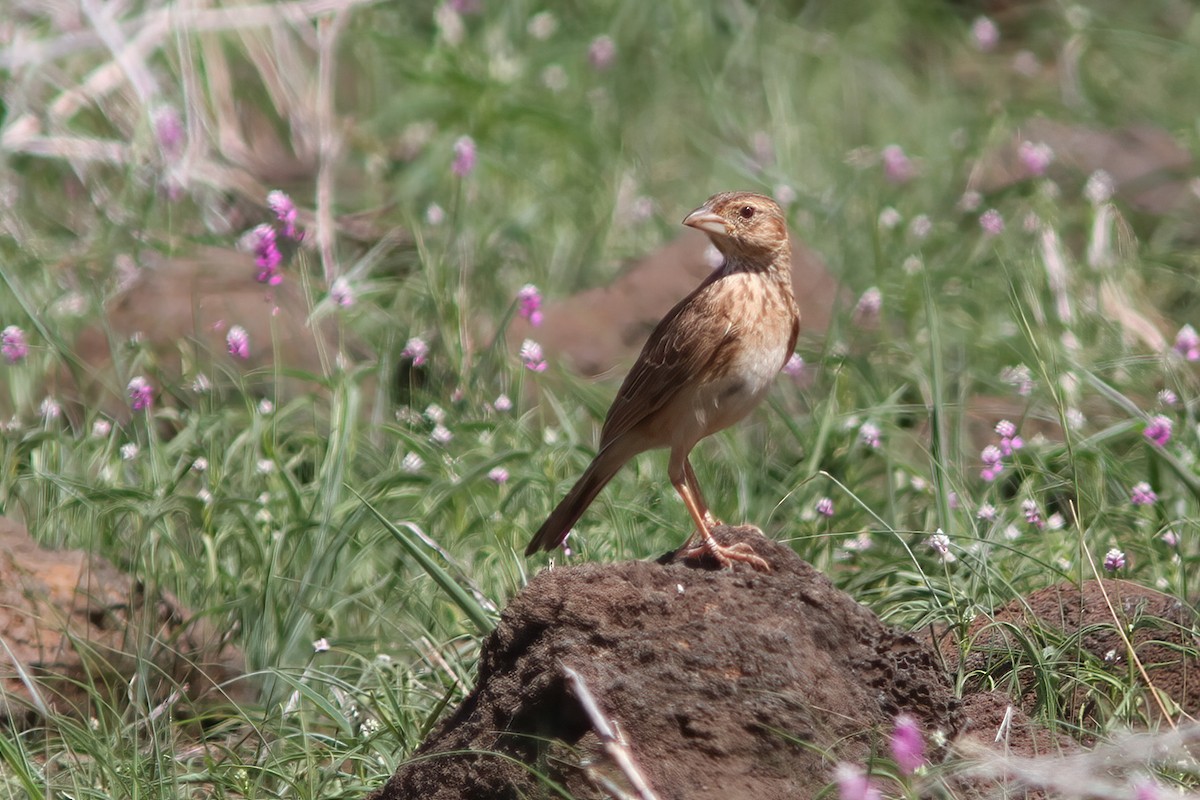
128;376;153;412
980;445;1003;482
852;287;882;328
928;530;955;562
402;337;429;367
330;277;355;308
251;224;282;285
1103;548;1126;572
858;422;881;449
227;326;250;360
971;16;999;51
815;497;834;518
980;420;1022;481
452;136;476;177
890;714;925;775
245;190;303;286
588;35;616;70
1174;324;1199;361
782;353;805;378
1018;141;1054;176
1143;415;1172;448
517;284;543;326
1000;365;1034;396
2;325;28;363
995;419;1023;455
267;190;300;240
979;208;1004;236
881;145;915;184
1130;482;1157;506
520;339;547;372
835;763;880;800
1021;499;1043;529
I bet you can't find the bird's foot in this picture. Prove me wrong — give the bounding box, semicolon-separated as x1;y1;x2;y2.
676;534;771;573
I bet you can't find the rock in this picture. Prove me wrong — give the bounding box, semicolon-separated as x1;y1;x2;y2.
508;229;842;378
975;119;1196;217
371;526;959;800
55;246;362;423
0;517;249;725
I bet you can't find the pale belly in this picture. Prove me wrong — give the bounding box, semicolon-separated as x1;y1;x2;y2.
663;335;789;453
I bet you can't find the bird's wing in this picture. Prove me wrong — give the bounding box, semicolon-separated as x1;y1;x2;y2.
598;277;736;447
783;313;800;370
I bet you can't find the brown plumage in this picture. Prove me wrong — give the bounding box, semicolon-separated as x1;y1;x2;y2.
525;191;800;570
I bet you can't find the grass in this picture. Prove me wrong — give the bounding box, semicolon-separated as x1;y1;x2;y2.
2;0;1200;797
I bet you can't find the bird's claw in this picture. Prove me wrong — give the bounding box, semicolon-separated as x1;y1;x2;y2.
676;537;771;573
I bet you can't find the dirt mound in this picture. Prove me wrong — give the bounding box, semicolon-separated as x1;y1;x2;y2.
372;526;961;800
951;579;1200;728
0;517;249;725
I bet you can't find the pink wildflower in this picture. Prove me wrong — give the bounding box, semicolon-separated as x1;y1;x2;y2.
1103;547;1125;572
980;445;1004;482
1018;141;1054;177
127;376;153;412
928;531;955;562
267;190;301;240
816;497;834;518
520;339;547;372
835;763;880;800
226;325;250;359
1130;482;1157;506
488;467;509;485
251;224;283;285
1173;324;1199;361
1021;499;1043;529
1144;415;1172;448
852;287;882;328
517;284;543;326
588;35;616;70
971;16;999;51
782;353;805;377
331;277;355;308
153;106;184;160
452;136;476;177
881;145;915;184
859;422;881;449
890;714;925;775
979;208;1004;235
2;326;28;363
995;419;1023;455
402;337;429;366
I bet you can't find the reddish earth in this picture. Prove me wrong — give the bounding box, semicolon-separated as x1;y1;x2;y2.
0;517;248;725
948;578;1200;730
371;526;1124;800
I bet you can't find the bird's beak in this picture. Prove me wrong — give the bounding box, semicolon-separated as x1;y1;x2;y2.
682;207;728;236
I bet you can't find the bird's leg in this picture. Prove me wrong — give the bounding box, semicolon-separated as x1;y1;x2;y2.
684;457;721;529
670;461;770;572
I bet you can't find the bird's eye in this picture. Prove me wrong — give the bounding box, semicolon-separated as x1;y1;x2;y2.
738;205;756;219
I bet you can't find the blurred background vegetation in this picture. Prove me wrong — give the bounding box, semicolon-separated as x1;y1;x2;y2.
1;0;1199;796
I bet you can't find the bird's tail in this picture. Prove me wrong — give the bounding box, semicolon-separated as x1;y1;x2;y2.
525;453;623;555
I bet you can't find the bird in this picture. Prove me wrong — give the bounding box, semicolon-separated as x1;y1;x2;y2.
524;191;800;571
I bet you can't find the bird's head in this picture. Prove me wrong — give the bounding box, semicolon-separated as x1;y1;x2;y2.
682;191;789;263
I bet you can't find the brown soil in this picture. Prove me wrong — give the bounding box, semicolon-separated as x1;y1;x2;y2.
948;579;1200;729
0;517;249;725
372;526;961;800
48;246;360;425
